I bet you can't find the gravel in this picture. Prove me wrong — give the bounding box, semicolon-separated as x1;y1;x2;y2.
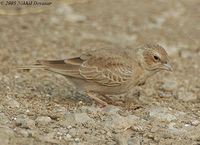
0;0;199;144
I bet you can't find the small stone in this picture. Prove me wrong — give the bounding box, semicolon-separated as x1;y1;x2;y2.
15;115;35;129
59;113;76;127
66;133;72;139
74;113;94;124
103;105;121;115
178;91;197;101
191;120;199;126
149;107;176;122
6;98;20;108
57;132;62;136
67;125;72;129
63;134;73;142
14;127;29;137
81;106;101;114
184;124;190;127
74;138;80;143
0;113;10;125
35;116;51;126
104;114;140;130
159;91;176;98
106;131;112;137
68;128;77;137
25;109;30;113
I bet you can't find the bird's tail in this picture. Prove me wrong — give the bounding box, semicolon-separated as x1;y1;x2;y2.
18;59;83;78
18;60;47;70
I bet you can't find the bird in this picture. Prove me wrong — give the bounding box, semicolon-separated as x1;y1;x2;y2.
21;43;172;106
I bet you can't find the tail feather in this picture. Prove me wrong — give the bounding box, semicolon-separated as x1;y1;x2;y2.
18;63;46;70
36;59;81;70
19;58;84;79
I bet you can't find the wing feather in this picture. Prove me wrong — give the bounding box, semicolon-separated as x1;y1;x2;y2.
35;48;134;87
80;56;133;86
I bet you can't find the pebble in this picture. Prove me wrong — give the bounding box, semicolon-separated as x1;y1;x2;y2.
81;106;101;114
14;127;29;137
63;134;73;142
63;134;74;142
6;98;20;108
0;113;10;125
67;125;72;129
68;128;77;137
15;115;35;129
191;120;199;126
159;91;176;98
178;91;197;101
74;113;94;124
149;107;176;122
74;138;80;143
102;105;121;115
35;116;51;126
106;131;112;137
66;133;72;139
104;114;140;130
59;113;76;127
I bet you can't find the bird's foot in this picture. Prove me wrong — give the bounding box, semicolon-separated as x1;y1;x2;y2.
86;92;108;107
102;95;126;106
124;89;142;109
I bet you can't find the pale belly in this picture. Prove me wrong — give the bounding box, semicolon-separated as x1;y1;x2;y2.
65;69;155;95
66;77;135;95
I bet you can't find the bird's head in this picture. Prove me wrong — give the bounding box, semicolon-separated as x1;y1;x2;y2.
137;44;172;72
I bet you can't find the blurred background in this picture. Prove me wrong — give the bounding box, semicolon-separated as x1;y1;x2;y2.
0;0;199;144
0;0;199;63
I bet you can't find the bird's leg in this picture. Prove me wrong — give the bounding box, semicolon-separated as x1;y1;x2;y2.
86;91;108;106
101;94;125;106
124;87;141;108
101;94;114;104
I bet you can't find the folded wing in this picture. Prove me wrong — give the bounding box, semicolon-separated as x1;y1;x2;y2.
36;49;134;87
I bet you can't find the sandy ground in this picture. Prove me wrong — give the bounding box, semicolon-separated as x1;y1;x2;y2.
0;0;200;144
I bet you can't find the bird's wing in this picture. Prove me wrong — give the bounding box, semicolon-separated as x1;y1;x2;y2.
79;51;134;87
35;48;134;87
35;58;85;79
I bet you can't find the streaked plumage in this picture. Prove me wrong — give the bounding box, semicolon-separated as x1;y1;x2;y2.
22;43;172;106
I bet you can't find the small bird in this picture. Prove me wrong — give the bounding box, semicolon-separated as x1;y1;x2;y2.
22;44;172;106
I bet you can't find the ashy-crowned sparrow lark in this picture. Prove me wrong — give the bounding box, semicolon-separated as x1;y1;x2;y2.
22;44;172;106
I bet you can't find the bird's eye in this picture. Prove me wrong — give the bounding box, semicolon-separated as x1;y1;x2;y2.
153;55;160;61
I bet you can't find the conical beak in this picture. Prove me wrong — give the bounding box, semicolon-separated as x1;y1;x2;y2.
162;63;173;71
